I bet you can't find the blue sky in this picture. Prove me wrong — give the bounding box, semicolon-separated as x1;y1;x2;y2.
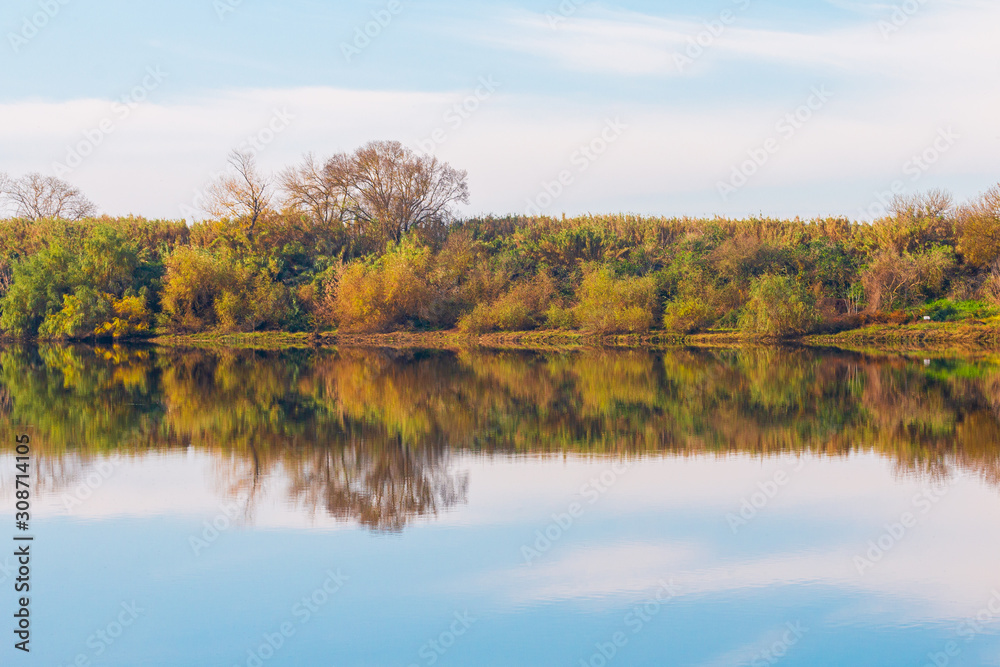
1;0;997;220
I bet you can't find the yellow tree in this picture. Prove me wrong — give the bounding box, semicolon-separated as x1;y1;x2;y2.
958;184;1000;268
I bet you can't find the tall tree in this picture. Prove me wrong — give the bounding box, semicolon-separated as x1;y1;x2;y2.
279;153;352;227
2;173;97;220
206;150;273;239
958;183;1000;268
345;140;469;244
279;141;469;245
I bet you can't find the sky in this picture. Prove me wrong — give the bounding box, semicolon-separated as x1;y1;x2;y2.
0;0;998;221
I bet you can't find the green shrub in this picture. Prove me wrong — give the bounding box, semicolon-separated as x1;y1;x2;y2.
920;299;998;322
738;274;820;336
0;244;73;336
0;226;158;338
160;246;288;333
663;298;716;334
545;304;577;329
573;266;656;334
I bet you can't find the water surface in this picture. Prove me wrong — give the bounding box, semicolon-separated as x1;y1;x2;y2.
2;345;1000;666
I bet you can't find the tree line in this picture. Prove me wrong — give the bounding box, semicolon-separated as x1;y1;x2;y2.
1;140;1000;340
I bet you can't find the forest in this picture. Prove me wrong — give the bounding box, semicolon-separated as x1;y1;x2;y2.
1;140;999;340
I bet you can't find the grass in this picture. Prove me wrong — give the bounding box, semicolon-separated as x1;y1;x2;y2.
806;321;1000;350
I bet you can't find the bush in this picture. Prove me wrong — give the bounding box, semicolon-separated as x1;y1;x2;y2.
330;241;433;332
37;288;111;339
920;299;998;323
860;247;955;312
738;274;819;336
957;184;1000;268
663;298;716;334
160;247;289;333
458;273;555;333
545;304;577;329
573;266;656;334
0;226;158;338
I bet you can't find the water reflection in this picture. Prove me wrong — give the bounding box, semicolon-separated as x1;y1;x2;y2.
2;344;1000;530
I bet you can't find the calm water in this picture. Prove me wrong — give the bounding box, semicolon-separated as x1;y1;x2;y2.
2;345;1000;666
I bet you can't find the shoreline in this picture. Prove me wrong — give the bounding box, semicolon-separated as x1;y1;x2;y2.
3;322;997;354
140;322;1000;353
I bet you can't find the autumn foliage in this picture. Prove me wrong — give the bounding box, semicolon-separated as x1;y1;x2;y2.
2;154;1000;339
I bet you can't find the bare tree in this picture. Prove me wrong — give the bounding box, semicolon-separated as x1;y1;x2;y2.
279;153;352;227
276;141;469;246
2;172;98;220
206;150;273;238
345;140;469;244
957;183;1000;268
0;172;10;218
889;189;954;221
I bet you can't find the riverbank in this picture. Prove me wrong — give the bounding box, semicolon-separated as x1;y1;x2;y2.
142;321;1000;352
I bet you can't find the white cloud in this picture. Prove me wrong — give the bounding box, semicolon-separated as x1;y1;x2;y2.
473;1;1000;81
2;4;999;224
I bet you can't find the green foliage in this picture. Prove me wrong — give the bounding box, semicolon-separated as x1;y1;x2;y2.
458;273;556;333
160;246;288;333
545;304;577;329
663;298;716;334
738;274;820;336
0;243;74;336
919;299;999;323
3;183;1000;339
0;225;160;338
573;266;656;334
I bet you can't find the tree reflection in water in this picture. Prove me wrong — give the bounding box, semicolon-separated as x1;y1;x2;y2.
285;441;468;532
2;344;1000;530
